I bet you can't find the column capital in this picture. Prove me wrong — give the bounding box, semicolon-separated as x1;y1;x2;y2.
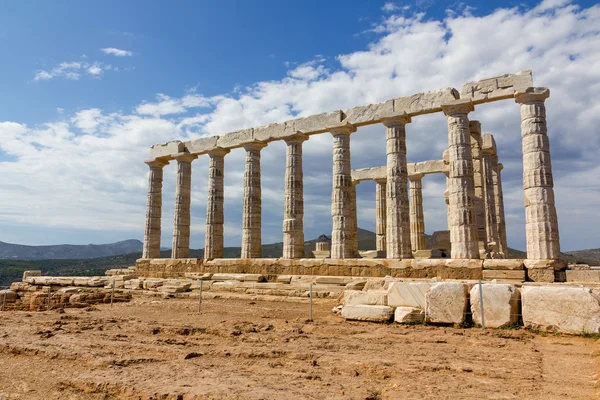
328;121;357;136
408;173;425;182
243;141;268;151
172;152;197;162
373;178;387;185
515;87;550;104
284;132;309;144
441;99;474;116
380;111;411;127
469;120;481;134
207;147;230;157
144;159;169;168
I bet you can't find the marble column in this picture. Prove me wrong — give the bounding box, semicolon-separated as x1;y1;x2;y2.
469;121;488;255
241;141;267;259
283;133;308;259
409;174;426;252
374;179;387;253
330;123;357;259
515;88;560;260
443;171;451;230
204;148;230;260
494;162;508;255
171;153;197;259
382;113;413;259
442;100;480;259
142;159;169;259
351;182;359;255
482;141;499;252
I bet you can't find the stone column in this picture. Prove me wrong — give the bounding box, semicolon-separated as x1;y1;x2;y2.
443;171;451;230
469;121;488;255
374;179;387;253
382;113;413;259
482;140;499;252
241;141;267;259
142;159;169;259
442;100;480;259
171;153;197;259
515;88;560;260
409;174;426;252
330;123;357;259
204;148;230;260
351;182;359;255
283;133;308;259
494;162;508;255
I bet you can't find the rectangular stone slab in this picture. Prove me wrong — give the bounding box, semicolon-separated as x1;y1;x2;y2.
341;305;394;322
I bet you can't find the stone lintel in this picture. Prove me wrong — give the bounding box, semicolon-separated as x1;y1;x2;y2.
482;133;497;155
351;160;448;183
515;87;550;104
461;70;533;104
150;140;185;160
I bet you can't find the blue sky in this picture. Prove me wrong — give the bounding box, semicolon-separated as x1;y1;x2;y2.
0;0;599;252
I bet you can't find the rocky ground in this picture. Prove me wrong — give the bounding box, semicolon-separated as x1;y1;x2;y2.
0;295;598;399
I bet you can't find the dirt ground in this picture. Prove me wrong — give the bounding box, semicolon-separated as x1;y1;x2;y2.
0;295;599;400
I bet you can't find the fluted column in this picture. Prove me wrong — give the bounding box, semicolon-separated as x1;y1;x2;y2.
382;113;412;259
142;159;169;259
171;153;196;259
443;171;451;230
204;148;230;260
469;121;487;255
283;133;308;259
442;100;479;259
494;162;508;255
330;123;357;259
515;88;560;260
241;141;267;259
375;179;387;252
482;142;499;252
409;174;426;252
351;182;359;255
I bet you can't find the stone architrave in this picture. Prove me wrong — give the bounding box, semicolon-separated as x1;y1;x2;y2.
283;133;308;259
409;173;426;252
241;141;267;258
494;163;508;254
382;113;413;259
171;153;197;259
374;179;387;252
330;123;357;259
204;148;230;260
442;100;480;259
469;121;488;255
482;139;499;251
515;88;560;260
142;159;169;259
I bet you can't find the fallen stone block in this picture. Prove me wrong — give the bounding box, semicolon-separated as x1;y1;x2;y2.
87;278;108;287
276;275;292;284
425;282;468;324
565;270;600;283
483;259;524;270
344;290;388;306
22;270;41;281
387;282;433;308
470;284;520;328
73;277;92;286
394;307;425;324
184;272;213;280
0;290;17;303
124;279;144;289
341;305;394;322
57;287;81;294
159;285;187;293
144;279;165;290
211;273;266;282
315;276;355;285
521;286;600;334
345;280;367;291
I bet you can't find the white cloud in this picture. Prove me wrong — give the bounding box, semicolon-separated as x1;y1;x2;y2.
101;47;133;57
382;2;401;12
33;60;115;81
4;1;600;252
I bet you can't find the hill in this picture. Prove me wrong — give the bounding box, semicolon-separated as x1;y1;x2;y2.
0;239;142;260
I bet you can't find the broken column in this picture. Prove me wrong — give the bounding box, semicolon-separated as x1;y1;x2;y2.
494;163;508;255
241;141;267;258
204;148;230;260
330;123;357;259
142;159;169;259
469;121;488;256
283;133;308;259
482;133;500;254
409;173;426;253
515;88;560;260
442;100;480;259
171;153;196;259
375;179;387;253
382;113;412;259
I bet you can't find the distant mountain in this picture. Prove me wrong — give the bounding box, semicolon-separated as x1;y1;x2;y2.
0;239;143;260
564;248;600;265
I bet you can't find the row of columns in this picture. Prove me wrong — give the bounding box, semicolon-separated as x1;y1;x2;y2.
142;87;559;261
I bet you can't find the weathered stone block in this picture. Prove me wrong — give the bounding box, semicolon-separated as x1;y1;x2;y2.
425;282;468;324
387;281;433;308
483;259;524;270
344;290;388;306
150;140;184;159
394;307;425;323
253;121;294;142
521;286;600;334
215;128;254;149
185;136;219;154
565;270;600;283
293;111;344;133
344;101;393;126
470;284;520;328
22;270;41;281
341;305;394;322
483;270;526;281
394;88;459;116
460;70;532;104
345;280;367;290
0;290;17;303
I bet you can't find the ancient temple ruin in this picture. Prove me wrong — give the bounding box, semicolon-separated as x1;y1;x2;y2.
137;70;562;283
